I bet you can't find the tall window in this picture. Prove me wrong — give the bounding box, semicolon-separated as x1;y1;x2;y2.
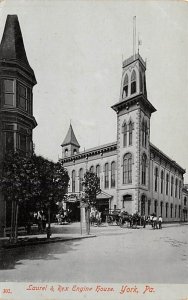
166;174;169;195
79;168;83;192
170;204;173;218
123;153;132;184
104;163;109;188
160;202;163;217
72;170;75;193
171;176;174;197
175;178;178;198
5;131;14;151
18;84;28;111
175;205;177;218
179;205;181;218
142;119;145;147
154;168;158;192
161;170;164;193
128;121;133;146
141;154;147;185
122;74;128;98
166;203;168;218
154;200;157;215
90;166;94;173
19;134;27;152
4;79;14;106
179;180;182;199
144;121;147;147
131;70;136;94
122;122;127;147
111;161;116;188
96;165;100;178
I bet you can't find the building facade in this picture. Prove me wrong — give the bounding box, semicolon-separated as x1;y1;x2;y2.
61;53;188;222
0;15;37;235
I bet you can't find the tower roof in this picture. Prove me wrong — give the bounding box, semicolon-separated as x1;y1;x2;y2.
61;124;80;148
0;15;36;81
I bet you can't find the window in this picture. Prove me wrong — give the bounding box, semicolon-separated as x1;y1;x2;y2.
18;84;28;111
179;181;182;199
72;170;75;193
184;197;187;206
65;149;68;157
123;153;132;184
154;200;157;215
111;161;116;188
160;202;163;217
141;195;146;216
179;205;181;218
148;199;151;216
161;170;164;193
171;176;174;197
20;134;27;152
170;203;173;218
144;121;147;147
79;168;83;192
96;165;100;178
104;163;109;188
141;154;147;185
4;79;14;106
122;122;127;147
175;205;177;218
154;168;158;192
90;166;94;173
123;195;132;208
122;74;128;98
166;174;169;195
5;131;14;151
142;119;145;147
175;178;178;198
166;203;168;218
129;121;133;146
131;70;136;94
140;71;143;93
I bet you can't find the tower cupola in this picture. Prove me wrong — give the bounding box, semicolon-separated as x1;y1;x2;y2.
61;124;80;158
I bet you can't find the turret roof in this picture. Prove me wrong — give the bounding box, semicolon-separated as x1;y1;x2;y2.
0;15;36;80
61;124;80;148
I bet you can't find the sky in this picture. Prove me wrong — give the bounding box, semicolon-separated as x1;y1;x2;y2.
0;0;188;180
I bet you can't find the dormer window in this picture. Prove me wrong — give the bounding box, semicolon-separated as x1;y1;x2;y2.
131;70;136;94
65;149;68;157
122;74;128;98
73;149;77;155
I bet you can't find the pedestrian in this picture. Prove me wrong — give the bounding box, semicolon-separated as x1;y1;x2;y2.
158;216;163;229
143;215;146;228
153;215;158;229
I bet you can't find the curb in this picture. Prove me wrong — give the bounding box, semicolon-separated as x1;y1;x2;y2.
1;234;96;249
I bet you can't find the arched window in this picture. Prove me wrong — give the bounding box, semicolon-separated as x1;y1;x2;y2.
129;121;133;146
65;148;68;157
123;153;132;184
90;166;94;173
96;165;100;178
144;121;147;147
131;70;136;94
79;168;83;192
166;174;169;195
179;180;182;199
141;153;147;185
175;178;178;197
170;203;173;218
73;149;77;155
161;170;164;193
122;122;127;147
72;170;75;193
154;167;158;192
171;176;174;197
142;119;145;147
104;163;109;188
140;71;143;93
111;161;116;188
122;74;128;98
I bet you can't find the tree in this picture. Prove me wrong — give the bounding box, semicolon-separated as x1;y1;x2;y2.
0;151;40;242
82;171;100;234
0;152;69;241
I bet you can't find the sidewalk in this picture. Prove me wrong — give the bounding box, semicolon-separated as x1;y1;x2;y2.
0;232;96;249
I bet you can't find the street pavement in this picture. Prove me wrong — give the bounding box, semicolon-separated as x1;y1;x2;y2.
0;222;188;283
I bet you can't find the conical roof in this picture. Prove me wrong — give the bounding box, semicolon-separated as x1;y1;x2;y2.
0;15;36;81
61;124;80;148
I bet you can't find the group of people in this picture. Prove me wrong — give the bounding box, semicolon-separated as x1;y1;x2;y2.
90;208;102;226
56;209;71;225
33;210;47;233
148;214;163;229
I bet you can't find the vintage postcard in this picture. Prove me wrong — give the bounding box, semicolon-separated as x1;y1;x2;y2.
0;0;188;300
